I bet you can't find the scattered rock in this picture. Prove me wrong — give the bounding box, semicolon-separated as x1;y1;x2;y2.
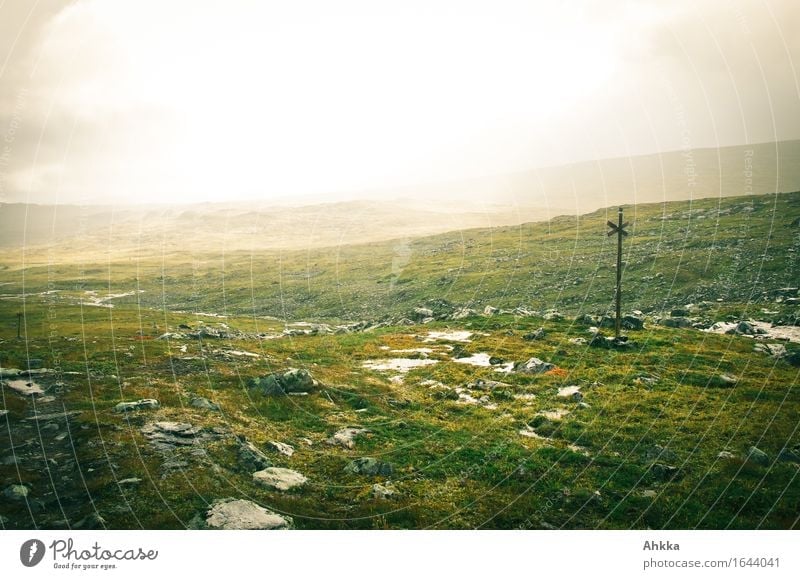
466;379;509;391
3;379;45;397
744;446;769;466
114;399;160;413
412;307;434;321
4;484;29;501
237;438;272;471
651;463;681;481
717;450;736;460
326;427;369;449
483;305;500;316
575;314;599;325
450;307;476;320
205;498;292;530
118;478;142;485
248;368;318;396
786;351;800;367
556;385;582;401
645;445;676;462
523;328;546;341
267;441;294;457
344;457;394;476
568;337;587;345
660;317;693;328
190;397;220;411
371;483;395;500
777;447;800;463
754;343;787;359
141;421;208;451
716;374;738;387
543;310;563;321
513;357;555;374
253;467;307;492
622;315;644;330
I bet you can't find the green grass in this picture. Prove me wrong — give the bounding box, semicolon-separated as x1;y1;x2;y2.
1;192;799;529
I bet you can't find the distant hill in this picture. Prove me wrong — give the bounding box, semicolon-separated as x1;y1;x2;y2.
379;139;800;213
2;139;799;251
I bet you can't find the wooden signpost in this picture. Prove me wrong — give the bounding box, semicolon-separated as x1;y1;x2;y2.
607;207;629;340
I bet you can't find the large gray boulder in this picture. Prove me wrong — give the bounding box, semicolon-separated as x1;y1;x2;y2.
248;368;318;396
252;467;307;491
206;499;292;530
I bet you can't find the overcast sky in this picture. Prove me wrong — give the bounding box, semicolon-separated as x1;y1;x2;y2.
0;0;798;205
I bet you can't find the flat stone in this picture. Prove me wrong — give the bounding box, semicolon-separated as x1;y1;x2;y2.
326;427;369;449
513;357;555;374
190;397;220;411
114;399;160;413
267;441;294;457
25;410;82;422
118;478;142;485
557;385;582;400
252;467;307;492
4;379;45;396
206;499;292;530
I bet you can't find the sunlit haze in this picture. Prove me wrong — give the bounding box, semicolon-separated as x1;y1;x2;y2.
1;0;799;204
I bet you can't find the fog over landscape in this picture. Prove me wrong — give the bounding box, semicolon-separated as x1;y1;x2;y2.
1;0;799;208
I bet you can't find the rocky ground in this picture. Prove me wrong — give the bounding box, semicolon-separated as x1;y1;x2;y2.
2;304;798;530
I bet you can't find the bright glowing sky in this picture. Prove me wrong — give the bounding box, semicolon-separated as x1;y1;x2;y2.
0;0;799;204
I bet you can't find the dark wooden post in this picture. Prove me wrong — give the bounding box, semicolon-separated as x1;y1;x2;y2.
607;207;629;340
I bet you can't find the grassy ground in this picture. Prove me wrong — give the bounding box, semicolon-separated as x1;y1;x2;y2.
1;192;799;529
1;302;798;529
